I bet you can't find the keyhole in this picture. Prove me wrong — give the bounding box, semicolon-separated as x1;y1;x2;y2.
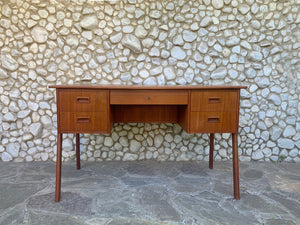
148;96;150;100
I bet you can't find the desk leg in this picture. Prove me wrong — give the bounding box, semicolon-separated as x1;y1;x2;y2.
209;133;214;169
232;133;240;200
76;134;80;170
55;133;62;202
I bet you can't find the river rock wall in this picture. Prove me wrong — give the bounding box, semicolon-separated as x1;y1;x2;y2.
0;0;299;162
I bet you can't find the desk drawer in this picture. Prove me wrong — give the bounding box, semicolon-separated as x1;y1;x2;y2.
191;90;238;112
110;90;188;105
58;90;108;112
189;111;237;133
59;112;109;133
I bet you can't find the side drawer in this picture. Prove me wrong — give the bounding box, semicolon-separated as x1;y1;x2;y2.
189;111;237;133
59;112;109;133
58;89;108;112
190;90;238;112
110;90;188;105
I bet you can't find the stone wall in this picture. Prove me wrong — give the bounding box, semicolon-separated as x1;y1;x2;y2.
0;0;299;162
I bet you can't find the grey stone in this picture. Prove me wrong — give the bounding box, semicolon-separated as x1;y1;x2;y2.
109;33;123;43
240;40;252;50
104;137;113;147
226;36;240;47
2;4;12;17
0;68;9;79
1;152;12;161
245;68;256;78
289;149;298;158
270;46;283;55
144;77;157;85
238;4;250;14
200;16;212;27
149;47;160;57
1;54;18;71
248;51;263;61
154;135;164;148
31;26;48;43
122;34;142;53
142;38;154;48
0;18;11;28
17;110;31;119
278;139;295;150
62;139;73;151
47;62;57;73
183;30;197;42
211;67;227;79
252;150;264;160
135;25;147;38
256;77;270;88
80;15;98;29
283;125;296;138
135;9;145;19
268;94;281;106
29;123;43;137
173;34;184;46
171;46;186;60
6;143;20;158
212;0;224;9
184;68;194;83
123;153;138;161
3;112;17;122
41;116;52;128
198;42;208;54
96;55;107;64
130;140;141;153
164;67;176;80
149;10;161;19
119;137;129;147
150;66;163;76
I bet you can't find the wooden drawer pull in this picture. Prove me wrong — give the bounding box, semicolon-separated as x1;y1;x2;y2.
208;97;221;103
207;117;220;123
77;97;90;103
77;117;90;123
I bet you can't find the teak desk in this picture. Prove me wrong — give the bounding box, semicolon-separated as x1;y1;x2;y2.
50;85;247;202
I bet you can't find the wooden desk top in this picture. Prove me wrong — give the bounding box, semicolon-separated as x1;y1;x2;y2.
49;84;247;90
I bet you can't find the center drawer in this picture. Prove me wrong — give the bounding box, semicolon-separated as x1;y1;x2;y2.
110;90;188;105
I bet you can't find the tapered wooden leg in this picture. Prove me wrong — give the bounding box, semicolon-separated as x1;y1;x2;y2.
232;133;240;200
209;133;214;169
55;133;63;202
76;133;80;170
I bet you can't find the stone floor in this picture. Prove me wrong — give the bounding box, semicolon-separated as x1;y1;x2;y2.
0;161;299;225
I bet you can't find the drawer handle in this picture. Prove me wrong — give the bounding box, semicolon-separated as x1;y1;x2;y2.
207;117;220;123
77;117;90;123
77;97;90;103
148;96;151;100
208;97;221;103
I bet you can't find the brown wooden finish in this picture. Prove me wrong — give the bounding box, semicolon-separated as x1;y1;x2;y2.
189;111;237;133
50;84;247;90
76;134;80;170
190;90;238;112
60;112;109;133
51;85;246;202
110;90;188;105
209;133;214;169
55;133;62;202
112;105;179;123
232;133;240;200
58;89;108;112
